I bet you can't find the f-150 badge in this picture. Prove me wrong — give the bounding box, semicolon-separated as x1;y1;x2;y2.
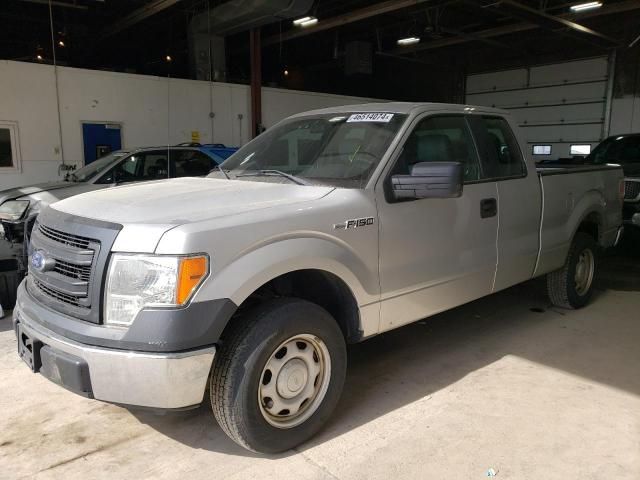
333;217;375;230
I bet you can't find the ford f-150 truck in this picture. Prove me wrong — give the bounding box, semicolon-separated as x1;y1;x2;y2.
13;103;624;453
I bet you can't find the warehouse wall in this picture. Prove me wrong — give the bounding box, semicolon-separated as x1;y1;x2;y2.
465;57;612;161
0;60;379;190
466;55;640;161
609;50;640;136
610;97;640;134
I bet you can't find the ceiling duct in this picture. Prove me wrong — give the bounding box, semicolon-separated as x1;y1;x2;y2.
191;0;315;35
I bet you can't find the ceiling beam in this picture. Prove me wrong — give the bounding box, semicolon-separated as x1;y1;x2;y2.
263;0;431;47
20;0;88;10
102;0;181;38
467;0;618;48
388;0;640;55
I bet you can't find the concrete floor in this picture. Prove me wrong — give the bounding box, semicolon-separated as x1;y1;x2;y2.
1;239;639;480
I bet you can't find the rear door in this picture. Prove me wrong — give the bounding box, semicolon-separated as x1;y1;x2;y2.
376;114;499;331
467;115;541;291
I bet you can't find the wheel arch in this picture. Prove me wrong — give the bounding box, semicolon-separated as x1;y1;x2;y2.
232;269;363;343
198;238;380;345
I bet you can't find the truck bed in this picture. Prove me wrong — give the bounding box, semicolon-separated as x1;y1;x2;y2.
534;163;623;277
536;163;622;176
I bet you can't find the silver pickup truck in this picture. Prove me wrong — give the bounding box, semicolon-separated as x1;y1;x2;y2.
13;103;623;453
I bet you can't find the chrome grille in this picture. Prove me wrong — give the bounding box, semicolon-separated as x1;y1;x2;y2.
27;209;120;324
29;222;98;313
32;278;88;309
38;224;92;250
53;259;92;282
624;180;640;201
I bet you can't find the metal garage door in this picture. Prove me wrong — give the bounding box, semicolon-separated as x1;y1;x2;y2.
465;56;615;161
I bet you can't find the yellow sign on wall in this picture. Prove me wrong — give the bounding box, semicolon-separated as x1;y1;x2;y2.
191;131;200;143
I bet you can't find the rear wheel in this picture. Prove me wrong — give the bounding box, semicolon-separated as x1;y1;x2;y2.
547;232;598;309
210;298;347;453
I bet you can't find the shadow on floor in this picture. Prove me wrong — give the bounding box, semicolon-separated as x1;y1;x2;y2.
130;235;640;455
0;311;14;333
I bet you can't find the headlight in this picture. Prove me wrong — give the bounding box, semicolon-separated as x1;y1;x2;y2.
104;254;209;327
0;200;30;221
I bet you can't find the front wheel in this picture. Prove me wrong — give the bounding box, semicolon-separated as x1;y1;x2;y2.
547;232;598;309
210;298;347;453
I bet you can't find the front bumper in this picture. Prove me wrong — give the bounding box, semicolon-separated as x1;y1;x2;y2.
13;304;215;410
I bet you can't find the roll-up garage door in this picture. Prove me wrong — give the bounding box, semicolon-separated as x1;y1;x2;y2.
465;57;613;161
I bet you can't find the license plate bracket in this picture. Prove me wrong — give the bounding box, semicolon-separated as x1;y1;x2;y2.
17;324;42;372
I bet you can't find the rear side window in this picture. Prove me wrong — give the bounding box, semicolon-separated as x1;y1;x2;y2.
172;150;213;177
469;116;526;180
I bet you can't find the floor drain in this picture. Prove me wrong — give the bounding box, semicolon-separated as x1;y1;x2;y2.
530;307;545;313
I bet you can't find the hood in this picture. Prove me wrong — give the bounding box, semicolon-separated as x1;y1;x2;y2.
0;181;106;215
52;177;335;225
0;181;73;203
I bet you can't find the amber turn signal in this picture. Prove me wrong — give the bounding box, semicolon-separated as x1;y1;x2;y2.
177;256;208;304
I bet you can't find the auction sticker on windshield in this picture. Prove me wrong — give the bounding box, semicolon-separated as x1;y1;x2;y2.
347;113;394;123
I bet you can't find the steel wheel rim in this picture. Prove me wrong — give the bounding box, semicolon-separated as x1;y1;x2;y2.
574;248;595;296
258;334;331;429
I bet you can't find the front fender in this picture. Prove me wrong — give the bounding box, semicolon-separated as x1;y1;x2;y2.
197;236;379;308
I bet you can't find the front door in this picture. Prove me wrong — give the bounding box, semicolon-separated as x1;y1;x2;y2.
82;123;122;165
376;114;499;331
467;115;541;291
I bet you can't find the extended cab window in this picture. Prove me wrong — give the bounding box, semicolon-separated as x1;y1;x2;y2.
393;115;481;182
469;116;525;180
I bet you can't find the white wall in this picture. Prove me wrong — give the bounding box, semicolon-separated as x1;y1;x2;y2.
0;60;380;190
610;96;640;135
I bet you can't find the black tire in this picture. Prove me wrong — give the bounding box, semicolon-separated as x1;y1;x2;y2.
546;232;598;309
210;298;347;454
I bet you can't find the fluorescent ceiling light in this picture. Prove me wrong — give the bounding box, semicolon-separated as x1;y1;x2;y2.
293;16;318;27
397;37;420;46
570;2;602;12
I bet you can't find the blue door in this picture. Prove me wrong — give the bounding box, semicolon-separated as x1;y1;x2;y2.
82;123;122;165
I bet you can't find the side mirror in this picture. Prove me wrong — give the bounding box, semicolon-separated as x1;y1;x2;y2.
391;162;463;200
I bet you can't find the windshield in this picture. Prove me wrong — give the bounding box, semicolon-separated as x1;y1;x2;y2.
68;151;130;182
211;112;407;188
586;136;640;165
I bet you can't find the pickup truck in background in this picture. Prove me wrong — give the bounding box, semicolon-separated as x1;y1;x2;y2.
583;133;640;229
13;103;623;453
0;143;237;309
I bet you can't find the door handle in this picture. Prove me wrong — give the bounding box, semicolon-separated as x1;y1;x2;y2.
480;198;497;218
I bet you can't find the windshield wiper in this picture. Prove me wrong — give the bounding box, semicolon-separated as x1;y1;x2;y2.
217;165;230;180
237;169;310;186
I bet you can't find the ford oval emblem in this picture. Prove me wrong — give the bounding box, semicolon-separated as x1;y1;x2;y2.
31;250;55;272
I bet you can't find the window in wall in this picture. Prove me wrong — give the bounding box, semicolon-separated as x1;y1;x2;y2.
532;145;552;155
394;115;481;182
0;122;21;170
570;144;591;156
